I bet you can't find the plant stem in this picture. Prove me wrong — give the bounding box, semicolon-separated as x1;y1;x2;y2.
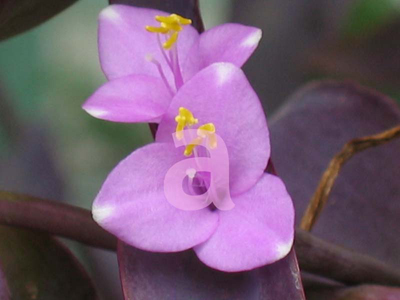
296;228;400;286
1;190;400;286
300;125;400;231
0;191;117;250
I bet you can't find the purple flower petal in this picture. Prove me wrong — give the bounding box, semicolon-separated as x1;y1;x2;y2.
92;142;219;252
183;24;262;81
194;174;294;272
200;23;261;67
98;5;199;82
157;62;270;196
82;74;171;123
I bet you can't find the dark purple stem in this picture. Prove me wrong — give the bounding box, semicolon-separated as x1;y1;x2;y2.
1;190;400;287
0;191;117;250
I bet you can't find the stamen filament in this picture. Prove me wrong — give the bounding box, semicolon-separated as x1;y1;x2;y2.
145;54;174;97
156;34;173;70
171;45;184;89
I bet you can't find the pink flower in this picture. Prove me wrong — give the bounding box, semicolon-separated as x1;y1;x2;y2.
92;63;294;272
82;5;262;123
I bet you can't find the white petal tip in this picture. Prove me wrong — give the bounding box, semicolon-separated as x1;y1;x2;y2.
215;63;236;85
84;107;109;118
276;240;293;259
241;29;262;47
92;205;114;224
100;6;121;23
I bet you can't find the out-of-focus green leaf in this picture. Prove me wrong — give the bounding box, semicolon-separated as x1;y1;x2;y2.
343;0;400;39
309;19;400;92
0;0;79;41
0;226;97;300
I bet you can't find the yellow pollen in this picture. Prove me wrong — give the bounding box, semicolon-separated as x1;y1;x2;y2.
175;107;198;140
145;14;192;49
198;123;217;149
174;108;218;156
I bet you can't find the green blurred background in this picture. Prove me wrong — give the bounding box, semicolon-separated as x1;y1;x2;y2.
1;0;399;209
0;0;399;298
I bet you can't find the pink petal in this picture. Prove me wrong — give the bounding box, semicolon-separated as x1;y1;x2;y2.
92;143;219;252
98;5;199;83
194;174;295;272
83;74;171;123
157;62;270;196
183;24;262;81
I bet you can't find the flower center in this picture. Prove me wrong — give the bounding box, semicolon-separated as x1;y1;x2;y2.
145;14;192;91
174;107;217;157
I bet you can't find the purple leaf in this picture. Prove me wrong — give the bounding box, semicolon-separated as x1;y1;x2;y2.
0;0;79;41
118;242;305;300
307;284;400;300
0;227;97;299
269;81;400;268
0;261;10;300
0;125;64;200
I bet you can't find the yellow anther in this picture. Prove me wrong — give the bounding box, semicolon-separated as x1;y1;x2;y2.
174;109;218;155
145;14;192;49
197;123;216;136
163;31;179;50
174;14;192;25
160;21;182;32
145;26;169;34
198;123;217;149
184;137;202;156
175;107;198;140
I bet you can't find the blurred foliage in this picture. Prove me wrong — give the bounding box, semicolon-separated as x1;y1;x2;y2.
0;0;79;41
0;1;399;299
342;0;400;38
0;0;234;210
0;226;97;299
0;0;152;210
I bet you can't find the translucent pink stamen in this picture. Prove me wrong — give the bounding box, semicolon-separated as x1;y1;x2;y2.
145;54;174;97
154;33;184;91
171;44;184;89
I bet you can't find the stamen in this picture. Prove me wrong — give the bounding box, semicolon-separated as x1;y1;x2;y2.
175;107;198;140
145;54;174;96
163;31;179;50
198;123;217;149
156;14;191;26
170;44;184;88
184;137;202;156
156;34;173;70
145;14;192;49
145;26;169;34
174;108;218;156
